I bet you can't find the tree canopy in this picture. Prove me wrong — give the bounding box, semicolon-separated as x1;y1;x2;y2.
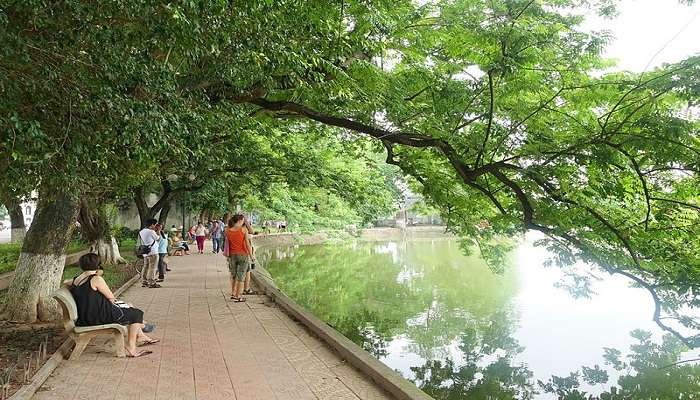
1;0;700;341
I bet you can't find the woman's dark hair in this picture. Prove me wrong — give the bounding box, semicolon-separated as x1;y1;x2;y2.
78;253;102;271
228;214;244;227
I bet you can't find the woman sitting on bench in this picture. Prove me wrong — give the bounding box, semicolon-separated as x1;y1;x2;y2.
63;253;159;358
170;233;190;255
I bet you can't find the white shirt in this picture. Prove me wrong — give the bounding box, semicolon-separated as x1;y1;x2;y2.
138;228;160;256
195;225;207;236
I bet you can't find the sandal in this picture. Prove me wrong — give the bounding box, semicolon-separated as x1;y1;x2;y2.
231;296;247;303
126;349;153;358
243;289;258;295
137;338;160;347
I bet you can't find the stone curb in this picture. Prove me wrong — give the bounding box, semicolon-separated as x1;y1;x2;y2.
7;273;140;400
251;267;434;400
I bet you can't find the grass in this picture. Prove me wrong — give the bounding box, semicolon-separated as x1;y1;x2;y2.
0;243;22;274
62;263;135;289
118;238;137;263
0;239;88;275
0;262;136;309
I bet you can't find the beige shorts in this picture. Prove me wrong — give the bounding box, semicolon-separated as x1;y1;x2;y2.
227;254;250;281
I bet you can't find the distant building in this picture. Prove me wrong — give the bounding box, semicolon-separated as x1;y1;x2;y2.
373;188;442;227
679;106;700;121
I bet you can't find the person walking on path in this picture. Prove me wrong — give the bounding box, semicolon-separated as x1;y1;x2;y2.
188;225;196;243
64;253;160;358
243;218;258;295
194;221;208;254
224;214;252;302
156;224;168;281
138;219;161;288
211;218;224;253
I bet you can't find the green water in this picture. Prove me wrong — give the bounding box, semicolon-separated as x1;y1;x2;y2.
263;239;700;399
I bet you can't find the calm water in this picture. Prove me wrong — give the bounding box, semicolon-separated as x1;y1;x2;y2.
263;237;700;399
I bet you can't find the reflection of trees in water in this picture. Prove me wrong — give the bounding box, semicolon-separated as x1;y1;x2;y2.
411;312;535;399
266;243;421;358
412;330;700;399
539;330;700;399
265;242;700;399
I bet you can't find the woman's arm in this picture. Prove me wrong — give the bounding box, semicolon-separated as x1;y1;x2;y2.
244;231;254;256
91;275;117;303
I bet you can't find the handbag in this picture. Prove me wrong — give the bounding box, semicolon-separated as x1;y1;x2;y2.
222;236;230;257
134;233;155;257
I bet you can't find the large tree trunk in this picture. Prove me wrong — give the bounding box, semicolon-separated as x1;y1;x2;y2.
158;199;171;226
79;199;127;265
134;186;158;229
1;193;26;243
134;180;202;228
199;208;210;223
2;190;79;323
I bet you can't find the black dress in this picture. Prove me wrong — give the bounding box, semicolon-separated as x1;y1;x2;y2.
69;274;144;326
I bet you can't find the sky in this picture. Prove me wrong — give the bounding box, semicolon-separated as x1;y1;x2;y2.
584;0;700;72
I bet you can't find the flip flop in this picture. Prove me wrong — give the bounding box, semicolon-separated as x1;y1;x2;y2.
233;297;247;303
126;349;153;358
137;338;160;347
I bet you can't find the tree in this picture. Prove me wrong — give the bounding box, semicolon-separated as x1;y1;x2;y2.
193;0;700;344
0;192;25;243
2;191;79;321
78;198;127;265
2;0;699;330
0;1;196;321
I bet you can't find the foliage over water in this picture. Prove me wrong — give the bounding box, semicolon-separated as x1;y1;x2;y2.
265;240;700;399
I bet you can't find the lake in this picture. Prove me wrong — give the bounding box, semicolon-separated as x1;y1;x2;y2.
263;235;700;399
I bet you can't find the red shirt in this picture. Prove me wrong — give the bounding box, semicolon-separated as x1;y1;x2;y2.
225;227;249;255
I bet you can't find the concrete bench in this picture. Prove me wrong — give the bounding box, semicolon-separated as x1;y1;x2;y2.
52;287;126;360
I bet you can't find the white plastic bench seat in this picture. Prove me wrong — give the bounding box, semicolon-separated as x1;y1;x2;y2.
74;323;127;334
52;287;126;359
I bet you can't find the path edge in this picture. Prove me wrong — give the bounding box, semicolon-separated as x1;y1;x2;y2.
8;273;140;400
250;243;434;400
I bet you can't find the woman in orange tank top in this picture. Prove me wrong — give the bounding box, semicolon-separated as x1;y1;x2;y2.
225;214;252;301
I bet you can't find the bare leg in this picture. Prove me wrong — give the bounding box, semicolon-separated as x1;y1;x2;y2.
230;277;235;297
126;323;144;355
136;328;154;342
234;279;244;298
244;271;251;291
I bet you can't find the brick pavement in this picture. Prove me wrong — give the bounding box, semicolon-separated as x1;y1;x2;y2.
34;247;394;400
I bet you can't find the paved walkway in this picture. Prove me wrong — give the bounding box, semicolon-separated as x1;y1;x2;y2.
35;247;394;400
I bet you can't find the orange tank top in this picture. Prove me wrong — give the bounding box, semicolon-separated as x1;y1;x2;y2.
225;227;248;255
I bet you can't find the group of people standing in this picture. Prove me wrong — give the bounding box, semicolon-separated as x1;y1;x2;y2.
180;219;226;254
58;213;262;360
138;214;258;302
138;219;171;288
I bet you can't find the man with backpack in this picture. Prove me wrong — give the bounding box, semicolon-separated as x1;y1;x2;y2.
138;218;161;288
